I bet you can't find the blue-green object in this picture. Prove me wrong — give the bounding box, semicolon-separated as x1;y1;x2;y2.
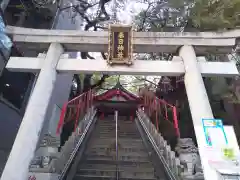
202;118;228;147
0;15;12;60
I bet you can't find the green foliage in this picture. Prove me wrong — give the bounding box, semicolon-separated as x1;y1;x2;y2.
169;0;240;30
190;0;240;30
135;0;240;32
91;72;103;84
101;75;119;89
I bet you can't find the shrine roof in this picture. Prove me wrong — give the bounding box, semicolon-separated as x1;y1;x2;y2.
95;82;140;101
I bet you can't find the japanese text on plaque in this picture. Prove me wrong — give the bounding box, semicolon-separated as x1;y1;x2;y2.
112;32;128;60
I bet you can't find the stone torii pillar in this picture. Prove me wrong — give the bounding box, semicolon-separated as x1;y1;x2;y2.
180;45;214;179
180;45;214;122
180;45;239;180
1;43;63;180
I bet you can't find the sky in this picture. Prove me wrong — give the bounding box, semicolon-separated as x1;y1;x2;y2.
117;1;148;25
56;0;148;29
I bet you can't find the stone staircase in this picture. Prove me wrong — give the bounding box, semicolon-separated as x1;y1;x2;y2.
74;117;165;180
25;109;181;180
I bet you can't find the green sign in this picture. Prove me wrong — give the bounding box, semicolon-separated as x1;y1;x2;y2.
222;148;235;160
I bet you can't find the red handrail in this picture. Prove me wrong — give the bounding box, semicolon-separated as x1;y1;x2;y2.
56;90;94;134
141;93;180;137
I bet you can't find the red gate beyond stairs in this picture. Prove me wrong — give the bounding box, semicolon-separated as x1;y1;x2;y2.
56;87;180;138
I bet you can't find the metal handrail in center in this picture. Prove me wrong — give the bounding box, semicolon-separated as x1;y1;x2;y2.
115;110;119;180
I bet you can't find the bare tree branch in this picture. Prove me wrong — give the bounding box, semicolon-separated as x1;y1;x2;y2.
67;0;112;93
134;76;159;87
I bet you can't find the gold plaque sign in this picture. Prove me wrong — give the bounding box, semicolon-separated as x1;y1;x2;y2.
107;24;133;65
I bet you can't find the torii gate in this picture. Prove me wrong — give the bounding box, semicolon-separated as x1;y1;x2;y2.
2;25;240;180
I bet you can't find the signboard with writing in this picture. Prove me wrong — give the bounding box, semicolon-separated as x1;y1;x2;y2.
202;118;228;147
202;119;239;167
107;24;133;65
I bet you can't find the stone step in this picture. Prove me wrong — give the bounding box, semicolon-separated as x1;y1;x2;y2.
73;174;157;180
96;123;136;127
76;168;156;179
97;120;134;124
91;136;141;140
96;124;135;128
86;148;148;156
90;137;143;142
92;132;141;137
94;129;139;134
97;122;136;125
83;155;151;163
78;163;155;172
88;138;144;146
96;126;137;130
95;128;138;133
85;150;150;158
94;126;138;133
88;137;145;148
86;144;146;155
95;126;138;133
81;158;153;167
94;124;136;128
88;145;147;152
96;128;137;132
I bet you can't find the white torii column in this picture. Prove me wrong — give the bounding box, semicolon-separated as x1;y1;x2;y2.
179;45;218;180
1;43;63;180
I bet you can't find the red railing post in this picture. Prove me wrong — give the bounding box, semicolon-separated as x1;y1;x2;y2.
144;95;146;107
74;97;82;132
117;90;120;101
86;92;89;110
88;90;90;108
83;93;87;113
82;94;85;115
164;104;168;121
173;106;180;137
158;99;161;116
89;90;91;107
89;89;92;107
150;97;152;116
147;96;150;116
56;102;68;134
86;92;88;110
155;99;159;131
